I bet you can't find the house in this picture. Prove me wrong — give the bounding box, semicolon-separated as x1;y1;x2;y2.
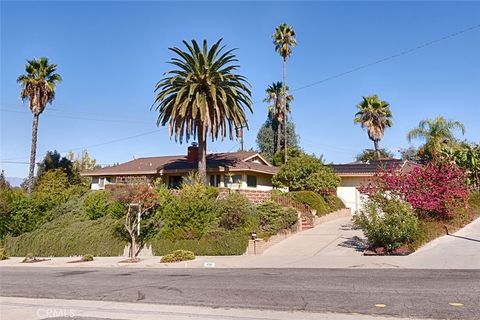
330;159;419;214
81;144;279;191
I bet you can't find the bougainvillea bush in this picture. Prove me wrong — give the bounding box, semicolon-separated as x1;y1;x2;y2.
360;162;470;219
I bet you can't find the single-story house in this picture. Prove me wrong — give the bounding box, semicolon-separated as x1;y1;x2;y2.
330;159;419;214
81;144;279;191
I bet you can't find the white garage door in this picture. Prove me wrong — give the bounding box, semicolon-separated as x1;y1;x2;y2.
336;186;361;214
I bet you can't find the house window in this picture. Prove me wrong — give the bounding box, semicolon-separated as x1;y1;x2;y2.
168;176;183;189
224;174;242;188
98;177;107;189
209;174;221;187
247;175;257;188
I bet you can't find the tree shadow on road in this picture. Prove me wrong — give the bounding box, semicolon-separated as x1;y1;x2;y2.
337;236;369;252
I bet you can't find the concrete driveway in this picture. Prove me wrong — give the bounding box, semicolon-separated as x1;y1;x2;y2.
405;217;480;269
263;217;367;257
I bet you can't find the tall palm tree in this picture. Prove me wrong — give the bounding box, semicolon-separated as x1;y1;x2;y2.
354;95;393;160
407;116;465;160
153;39;252;184
273;23;296;162
17;57;62;194
263;82;293;154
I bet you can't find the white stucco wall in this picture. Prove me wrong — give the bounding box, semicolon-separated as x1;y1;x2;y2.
90;176;113;190
336;176;371;214
216;173;273;191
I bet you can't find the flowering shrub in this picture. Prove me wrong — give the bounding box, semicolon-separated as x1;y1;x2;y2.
360;162;469;218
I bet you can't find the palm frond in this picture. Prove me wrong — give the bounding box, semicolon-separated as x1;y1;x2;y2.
153;39;252;143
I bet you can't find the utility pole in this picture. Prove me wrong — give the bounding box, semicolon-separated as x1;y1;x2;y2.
236;126;245;151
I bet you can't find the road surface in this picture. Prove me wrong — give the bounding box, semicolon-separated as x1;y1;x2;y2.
1;267;479;319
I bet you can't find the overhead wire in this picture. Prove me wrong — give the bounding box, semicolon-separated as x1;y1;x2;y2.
2;24;478;163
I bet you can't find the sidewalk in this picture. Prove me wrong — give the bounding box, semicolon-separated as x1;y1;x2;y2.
1;217;479;270
0;296;427;320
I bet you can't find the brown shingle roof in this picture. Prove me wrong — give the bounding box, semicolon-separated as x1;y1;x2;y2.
329;159;419;176
81;151;278;176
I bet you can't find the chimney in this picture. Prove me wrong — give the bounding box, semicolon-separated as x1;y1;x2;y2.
187;142;199;162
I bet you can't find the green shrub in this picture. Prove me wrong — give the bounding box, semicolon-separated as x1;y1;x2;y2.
32;169;71;212
0;174;90;240
216;192;254;230
81;254;94;262
255;201;298;237
287;191;345;217
151;229;249;256
289;191;329;216
160;249;195;263
354;195;420;251
0;247;8;260
324;195;346;212
272;152;340;192
0;187;40;237
158;181;218;239
4;212;126;257
82;190;121;220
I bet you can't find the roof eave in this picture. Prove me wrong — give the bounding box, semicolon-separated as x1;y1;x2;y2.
81;171;158;177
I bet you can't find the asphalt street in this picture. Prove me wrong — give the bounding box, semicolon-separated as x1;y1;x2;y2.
1;267;479;319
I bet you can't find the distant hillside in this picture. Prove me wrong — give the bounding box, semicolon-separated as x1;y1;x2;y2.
6;177;24;187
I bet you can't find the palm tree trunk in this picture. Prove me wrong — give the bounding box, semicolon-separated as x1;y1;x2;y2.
373;140;381;160
276;120;281;154
197;124;208;185
27;113;39;194
283;57;288;163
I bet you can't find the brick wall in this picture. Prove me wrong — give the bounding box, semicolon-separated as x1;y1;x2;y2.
218;188;272;204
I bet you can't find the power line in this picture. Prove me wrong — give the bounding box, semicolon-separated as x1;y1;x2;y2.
3;24;478;165
0;161;29;164
251;23;480;104
1;108;153;124
293;24;480;92
1;129;161;162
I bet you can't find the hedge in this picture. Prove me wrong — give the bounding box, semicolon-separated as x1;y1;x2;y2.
150;230;249;256
3;212;126;257
289;191;345;217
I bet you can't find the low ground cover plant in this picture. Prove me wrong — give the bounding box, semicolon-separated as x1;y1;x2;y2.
0;247;8;260
160;250;195;263
81;254;94;262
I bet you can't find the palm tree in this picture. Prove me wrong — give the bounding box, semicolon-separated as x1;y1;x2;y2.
273;23;296;162
17;57;62;194
354;95;393;160
153;39;252;184
263;82;293;154
407;116;465;160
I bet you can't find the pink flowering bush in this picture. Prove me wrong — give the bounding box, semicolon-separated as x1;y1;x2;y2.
360;162;470;219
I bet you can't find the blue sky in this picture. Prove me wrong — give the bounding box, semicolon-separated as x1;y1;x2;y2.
1;1;479;179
